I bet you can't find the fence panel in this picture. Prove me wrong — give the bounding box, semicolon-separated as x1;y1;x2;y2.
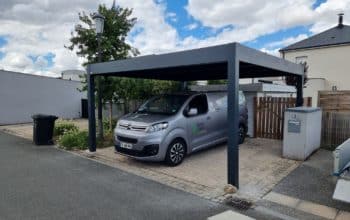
319;91;350;149
254;97;311;139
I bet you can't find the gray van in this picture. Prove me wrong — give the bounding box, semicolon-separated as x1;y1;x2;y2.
114;91;248;166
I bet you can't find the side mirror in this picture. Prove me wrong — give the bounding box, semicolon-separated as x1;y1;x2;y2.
187;108;198;116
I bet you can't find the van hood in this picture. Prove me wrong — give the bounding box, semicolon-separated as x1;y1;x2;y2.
119;112;171;125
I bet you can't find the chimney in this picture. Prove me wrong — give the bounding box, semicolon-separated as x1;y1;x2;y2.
338;13;344;28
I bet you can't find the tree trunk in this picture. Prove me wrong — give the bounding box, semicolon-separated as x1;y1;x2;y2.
109;100;113;131
124;99;129;114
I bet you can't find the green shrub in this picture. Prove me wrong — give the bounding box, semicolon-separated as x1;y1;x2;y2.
102;118;118;132
58;130;88;150
54;121;78;136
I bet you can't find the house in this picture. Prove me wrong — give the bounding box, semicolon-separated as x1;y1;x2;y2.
0;70;86;125
280;14;350;107
61;69;86;82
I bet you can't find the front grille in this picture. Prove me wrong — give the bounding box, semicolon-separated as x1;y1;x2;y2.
117;135;138;144
131;125;147;131
119;123;147;132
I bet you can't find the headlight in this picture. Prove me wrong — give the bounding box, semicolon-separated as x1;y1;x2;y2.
146;122;168;133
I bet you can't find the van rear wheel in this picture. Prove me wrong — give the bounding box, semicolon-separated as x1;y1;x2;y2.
165;139;186;166
239;125;246;144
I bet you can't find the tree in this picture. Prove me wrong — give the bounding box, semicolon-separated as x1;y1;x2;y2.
68;2;181;134
66;3;139;136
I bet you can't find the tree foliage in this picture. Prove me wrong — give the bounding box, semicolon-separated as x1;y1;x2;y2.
67;3;180;131
66;4;139;63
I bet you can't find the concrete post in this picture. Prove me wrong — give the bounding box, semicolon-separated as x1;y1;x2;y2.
227;52;240;188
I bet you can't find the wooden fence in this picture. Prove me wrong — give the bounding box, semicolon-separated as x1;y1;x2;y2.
321;112;350;150
254;97;312;139
319;91;350;149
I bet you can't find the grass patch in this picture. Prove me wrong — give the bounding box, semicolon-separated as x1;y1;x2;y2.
54;120;78;137
58;130;88;150
54;119;115;151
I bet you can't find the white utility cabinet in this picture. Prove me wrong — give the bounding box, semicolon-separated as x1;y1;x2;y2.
283;107;322;160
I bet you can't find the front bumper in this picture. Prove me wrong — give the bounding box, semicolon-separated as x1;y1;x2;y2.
114;128;167;161
115;144;159;157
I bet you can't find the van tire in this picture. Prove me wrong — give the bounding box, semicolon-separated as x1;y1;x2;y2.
165;139;186;166
239;124;246;144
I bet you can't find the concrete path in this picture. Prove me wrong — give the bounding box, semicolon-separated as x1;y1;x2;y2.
259;149;350;220
0;131;228;220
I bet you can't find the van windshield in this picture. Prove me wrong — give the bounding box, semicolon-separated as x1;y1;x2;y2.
137;94;190;115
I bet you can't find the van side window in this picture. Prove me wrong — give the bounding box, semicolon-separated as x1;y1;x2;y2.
186;94;208;116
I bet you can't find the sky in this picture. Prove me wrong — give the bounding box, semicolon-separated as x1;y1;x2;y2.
0;0;349;77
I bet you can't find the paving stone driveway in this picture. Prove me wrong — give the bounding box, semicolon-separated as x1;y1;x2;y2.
77;138;300;203
0;122;300;203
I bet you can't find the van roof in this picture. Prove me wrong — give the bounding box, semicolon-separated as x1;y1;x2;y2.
166;91;227;96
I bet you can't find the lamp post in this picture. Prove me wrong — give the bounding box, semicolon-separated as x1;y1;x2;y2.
93;12;105;141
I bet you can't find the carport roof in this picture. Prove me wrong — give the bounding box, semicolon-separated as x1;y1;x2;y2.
88;43;304;81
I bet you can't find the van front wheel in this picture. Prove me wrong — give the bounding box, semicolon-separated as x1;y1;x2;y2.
165;139;186;166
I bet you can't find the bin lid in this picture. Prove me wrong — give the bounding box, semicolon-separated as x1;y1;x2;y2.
31;114;58;120
285;107;321;113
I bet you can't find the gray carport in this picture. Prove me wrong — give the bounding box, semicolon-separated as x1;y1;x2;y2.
86;42;304;188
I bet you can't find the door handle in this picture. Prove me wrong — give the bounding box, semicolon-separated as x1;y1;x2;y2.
207;116;211;120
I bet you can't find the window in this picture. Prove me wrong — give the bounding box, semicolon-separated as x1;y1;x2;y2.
186;94;208;116
137;94;189;115
295;56;307;64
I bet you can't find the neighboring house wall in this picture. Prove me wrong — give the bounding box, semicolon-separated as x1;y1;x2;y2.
0;70;86;125
303;78;326;107
61;70;86;82
283;44;350;106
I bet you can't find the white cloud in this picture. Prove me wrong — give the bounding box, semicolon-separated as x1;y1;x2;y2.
0;52;32;70
185;23;198;30
184;0;350;53
311;0;350;33
265;34;309;49
186;0;316;32
258;34;309;57
260;48;281;57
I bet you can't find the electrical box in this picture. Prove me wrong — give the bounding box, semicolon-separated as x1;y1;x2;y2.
283;107;322;160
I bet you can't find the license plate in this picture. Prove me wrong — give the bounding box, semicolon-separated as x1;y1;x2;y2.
120;142;133;149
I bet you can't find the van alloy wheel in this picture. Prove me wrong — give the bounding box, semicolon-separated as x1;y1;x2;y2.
170;143;185;164
239;125;245;144
166;139;186;166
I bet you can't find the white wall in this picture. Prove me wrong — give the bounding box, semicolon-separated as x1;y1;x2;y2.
283;44;350;106
0;70;86;125
303;78;326;107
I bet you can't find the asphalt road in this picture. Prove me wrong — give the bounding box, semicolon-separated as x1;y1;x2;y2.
272;149;350;212
0;132;228;220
